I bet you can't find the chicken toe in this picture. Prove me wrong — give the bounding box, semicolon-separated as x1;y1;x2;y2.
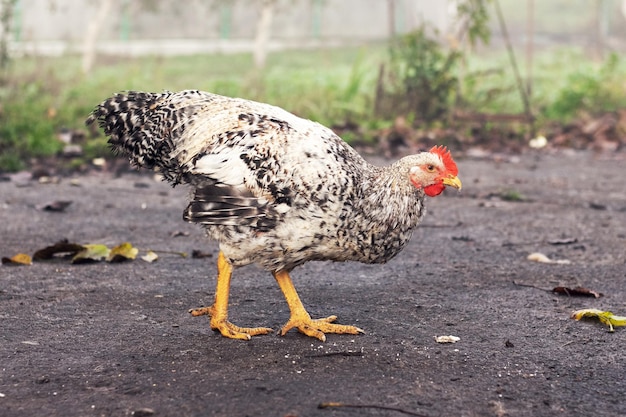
273;270;364;341
280;314;363;342
189;306;273;340
189;251;272;340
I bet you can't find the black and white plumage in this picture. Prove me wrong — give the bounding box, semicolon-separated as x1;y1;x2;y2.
88;90;461;341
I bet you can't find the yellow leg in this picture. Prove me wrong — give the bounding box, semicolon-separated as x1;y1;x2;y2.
189;251;273;340
273;270;364;342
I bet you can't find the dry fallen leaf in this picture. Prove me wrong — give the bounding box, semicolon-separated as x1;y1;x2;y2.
553;286;603;298
527;252;571;264
191;249;213;259
33;240;85;261
548;237;578;245
40;200;72;212
108;242;139;262
141;250;159;263
571;309;626;332
131;407;155;417
19;240;184;266
529;135;547;149
2;253;33;266
435;335;460;344
92;157;106;167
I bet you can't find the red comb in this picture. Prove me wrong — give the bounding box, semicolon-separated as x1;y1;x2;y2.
429;145;458;176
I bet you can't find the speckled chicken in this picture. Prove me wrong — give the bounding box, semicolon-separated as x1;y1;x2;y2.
87;90;462;341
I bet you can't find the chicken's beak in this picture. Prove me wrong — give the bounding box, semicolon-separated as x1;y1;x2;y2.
442;175;462;190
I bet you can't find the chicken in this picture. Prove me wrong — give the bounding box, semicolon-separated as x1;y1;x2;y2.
87;90;462;341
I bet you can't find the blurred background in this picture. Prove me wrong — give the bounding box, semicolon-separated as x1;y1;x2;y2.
1;0;625;173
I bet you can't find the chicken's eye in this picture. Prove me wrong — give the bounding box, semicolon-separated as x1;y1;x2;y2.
426;164;435;172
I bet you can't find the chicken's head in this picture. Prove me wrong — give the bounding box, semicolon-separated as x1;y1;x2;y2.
408;145;462;197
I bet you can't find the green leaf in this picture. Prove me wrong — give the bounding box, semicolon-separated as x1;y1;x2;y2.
72;244;110;264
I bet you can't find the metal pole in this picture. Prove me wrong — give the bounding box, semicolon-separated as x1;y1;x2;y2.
494;0;535;137
388;0;396;38
11;0;20;41
312;0;322;40
220;1;232;40
595;0;608;60
525;0;534;99
120;0;130;42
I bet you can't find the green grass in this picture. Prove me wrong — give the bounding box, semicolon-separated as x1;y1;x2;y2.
1;43;626;172
460;48;626;122
0;46;386;171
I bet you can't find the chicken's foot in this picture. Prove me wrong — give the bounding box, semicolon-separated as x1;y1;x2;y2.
273;270;364;342
189;251;273;340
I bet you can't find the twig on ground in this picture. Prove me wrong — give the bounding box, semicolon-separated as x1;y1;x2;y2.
512;281;552;292
307;350;364;358
318;402;429;416
140;248;189;258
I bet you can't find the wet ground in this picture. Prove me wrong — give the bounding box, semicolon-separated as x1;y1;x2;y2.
1;151;625;417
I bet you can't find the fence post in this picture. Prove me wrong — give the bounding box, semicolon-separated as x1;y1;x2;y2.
120;0;131;41
312;0;322;39
220;1;232;40
525;0;534;99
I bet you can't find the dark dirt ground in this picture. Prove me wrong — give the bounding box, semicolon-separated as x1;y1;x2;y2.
1;150;625;417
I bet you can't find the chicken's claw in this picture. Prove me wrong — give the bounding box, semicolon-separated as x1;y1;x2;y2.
273;269;364;341
280;314;364;342
189;306;273;340
188;306;213;317
188;251;273;340
211;320;273;340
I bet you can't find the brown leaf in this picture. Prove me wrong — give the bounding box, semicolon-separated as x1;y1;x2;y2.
2;253;33;266
548;237;578;245
552;286;603;298
40;200;72;212
33;240;85;261
191;250;213;259
589;202;607;210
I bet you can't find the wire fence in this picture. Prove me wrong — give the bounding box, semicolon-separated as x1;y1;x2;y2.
3;0;626;57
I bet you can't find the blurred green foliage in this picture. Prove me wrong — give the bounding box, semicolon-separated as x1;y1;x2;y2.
0;80;62;171
1;42;626;172
544;53;626;122
382;26;462;123
0;48;379;172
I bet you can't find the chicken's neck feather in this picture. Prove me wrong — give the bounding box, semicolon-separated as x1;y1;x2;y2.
357;160;426;237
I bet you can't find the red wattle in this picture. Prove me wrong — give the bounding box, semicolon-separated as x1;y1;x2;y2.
424;183;444;197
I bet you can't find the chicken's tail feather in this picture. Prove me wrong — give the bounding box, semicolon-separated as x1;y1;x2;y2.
87;90;195;181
